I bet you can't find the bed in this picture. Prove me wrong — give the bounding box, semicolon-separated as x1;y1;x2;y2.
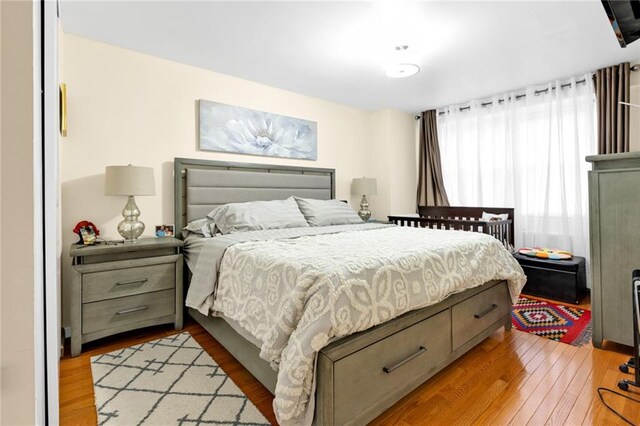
174;158;526;425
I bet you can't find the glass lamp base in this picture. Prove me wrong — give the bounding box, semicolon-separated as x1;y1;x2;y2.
117;220;145;241
118;195;145;241
358;195;372;222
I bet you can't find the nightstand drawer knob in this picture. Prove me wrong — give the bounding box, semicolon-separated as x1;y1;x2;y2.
115;306;148;316
115;278;148;286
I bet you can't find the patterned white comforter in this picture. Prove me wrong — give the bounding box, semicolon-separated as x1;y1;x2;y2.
185;225;526;425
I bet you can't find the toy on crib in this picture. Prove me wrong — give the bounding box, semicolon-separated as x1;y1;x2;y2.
518;247;573;260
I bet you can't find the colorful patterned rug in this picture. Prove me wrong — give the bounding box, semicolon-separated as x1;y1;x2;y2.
512;296;592;346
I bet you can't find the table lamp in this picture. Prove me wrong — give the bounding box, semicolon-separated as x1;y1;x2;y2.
105;165;155;241
351;177;377;221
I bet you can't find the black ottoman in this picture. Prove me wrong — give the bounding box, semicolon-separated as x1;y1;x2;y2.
513;253;587;304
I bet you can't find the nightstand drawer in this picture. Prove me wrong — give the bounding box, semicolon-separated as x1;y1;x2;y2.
82;289;175;334
82;263;175;303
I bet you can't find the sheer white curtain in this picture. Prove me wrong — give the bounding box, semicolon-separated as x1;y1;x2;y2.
438;74;596;258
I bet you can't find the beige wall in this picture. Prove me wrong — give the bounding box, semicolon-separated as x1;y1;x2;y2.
1;1;36;424
630;64;640;151
387;109;418;215
0;0;4;419
369;109;392;219
367;109;419;219
0;0;3;420
60;34;416;326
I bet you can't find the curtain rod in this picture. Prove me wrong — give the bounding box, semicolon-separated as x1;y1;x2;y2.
435;79;587;116
414;65;639;119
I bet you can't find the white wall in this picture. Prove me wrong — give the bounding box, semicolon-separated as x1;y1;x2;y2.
60;34;416;327
0;1;36;424
57;18;65;356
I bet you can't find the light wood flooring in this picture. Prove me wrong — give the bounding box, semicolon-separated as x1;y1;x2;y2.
60;295;640;425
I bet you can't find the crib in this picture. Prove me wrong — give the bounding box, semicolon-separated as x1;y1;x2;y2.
388;206;515;250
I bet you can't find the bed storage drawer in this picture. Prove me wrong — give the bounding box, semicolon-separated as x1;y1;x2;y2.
82;263;175;303
82;289;175;334
452;282;510;350
332;308;451;425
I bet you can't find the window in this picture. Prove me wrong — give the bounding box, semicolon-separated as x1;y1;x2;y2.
438;75;596;257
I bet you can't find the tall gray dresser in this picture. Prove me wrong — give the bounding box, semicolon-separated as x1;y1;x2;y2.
587;152;640;348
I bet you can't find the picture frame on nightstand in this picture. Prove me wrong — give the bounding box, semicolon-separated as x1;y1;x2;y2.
155;224;175;237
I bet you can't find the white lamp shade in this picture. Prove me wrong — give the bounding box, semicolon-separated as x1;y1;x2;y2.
351;177;377;196
105;165;156;196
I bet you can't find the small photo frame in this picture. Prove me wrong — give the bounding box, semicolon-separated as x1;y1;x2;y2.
80;226;97;245
155;224;174;238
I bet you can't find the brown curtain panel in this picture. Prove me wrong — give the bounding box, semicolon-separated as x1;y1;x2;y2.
594;62;630;154
417;110;450;208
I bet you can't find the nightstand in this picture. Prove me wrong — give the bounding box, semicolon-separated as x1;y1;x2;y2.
368;219;391;224
68;237;184;356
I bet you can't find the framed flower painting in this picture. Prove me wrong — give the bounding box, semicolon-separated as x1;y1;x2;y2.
198;100;317;160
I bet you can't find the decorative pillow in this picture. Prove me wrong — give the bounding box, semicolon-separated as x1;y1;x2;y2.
294;197;363;227
182;218;217;238
482;211;509;222
518;247;573;260
207;197;309;234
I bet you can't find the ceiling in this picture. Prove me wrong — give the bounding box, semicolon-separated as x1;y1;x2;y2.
60;0;640;113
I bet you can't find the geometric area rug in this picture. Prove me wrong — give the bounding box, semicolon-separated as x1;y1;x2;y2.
512;296;592;346
90;332;270;425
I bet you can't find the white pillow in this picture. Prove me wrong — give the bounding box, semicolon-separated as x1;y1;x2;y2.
481;211;509;222
182;218;217;238
207;197;309;234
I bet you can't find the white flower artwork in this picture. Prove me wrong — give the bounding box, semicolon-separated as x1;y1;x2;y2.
199;100;317;160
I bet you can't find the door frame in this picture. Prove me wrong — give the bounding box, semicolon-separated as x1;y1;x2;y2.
35;0;61;423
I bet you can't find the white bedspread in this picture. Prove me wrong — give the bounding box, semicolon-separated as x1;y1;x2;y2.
185;225;526;425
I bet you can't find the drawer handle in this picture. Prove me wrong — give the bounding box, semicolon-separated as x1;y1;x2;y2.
115;278;148;286
116;306;148;316
474;304;498;319
382;346;427;374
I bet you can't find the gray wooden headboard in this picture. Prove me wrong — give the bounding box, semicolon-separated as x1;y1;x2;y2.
174;158;336;237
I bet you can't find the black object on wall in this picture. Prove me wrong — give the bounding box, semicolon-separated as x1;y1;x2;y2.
602;0;640;47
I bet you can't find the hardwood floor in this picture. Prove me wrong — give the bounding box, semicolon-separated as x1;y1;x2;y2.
60;295;640;425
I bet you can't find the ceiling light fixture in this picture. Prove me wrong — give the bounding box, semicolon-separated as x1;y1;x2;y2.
385;63;420;78
385;45;420;78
